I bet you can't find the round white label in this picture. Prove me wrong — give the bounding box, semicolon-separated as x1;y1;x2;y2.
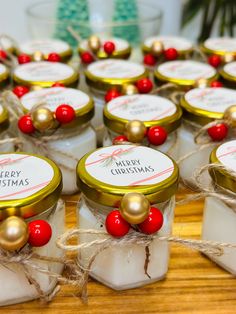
80;37;129;51
85;145;174;186
19;39;70;55
0;64;7;75
223;62;236;77
204;37;236;52
14;62;75;82
107;94;176;121
157;61;216;81
87;60;145;79
144;36;193;51
185;87;236;113
21;87;90;112
216;140;236;171
0;154;54;200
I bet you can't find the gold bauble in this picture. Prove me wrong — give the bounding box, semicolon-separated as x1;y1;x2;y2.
194;78;208;88
0;216;29;251
88;35;101;53
31;86;43;91
120;193;150;224
33;51;44;62
222;53;234;63
122;84;138;96
150;41;164;56
125;120;146;143
32;108;55;131
223;105;236;127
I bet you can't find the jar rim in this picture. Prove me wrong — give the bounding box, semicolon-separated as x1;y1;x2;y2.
0;105;9;133
200;37;236;56
0;64;9;84
220;62;236;83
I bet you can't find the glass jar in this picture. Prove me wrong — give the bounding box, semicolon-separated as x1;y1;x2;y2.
178;87;236;185
202;140;236;274
20;87;96;194
78;37;131;60
220;62;236;88
76;144;179;290
0;64;9;89
142;36;193;59
154;60;218;91
0;152;64;306
17;39;73;62
0;104;14;152
84;59;148;143
103;94;182;158
201;37;236;61
13;61;79;88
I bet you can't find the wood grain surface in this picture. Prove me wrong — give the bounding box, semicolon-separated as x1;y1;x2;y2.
1;189;236;314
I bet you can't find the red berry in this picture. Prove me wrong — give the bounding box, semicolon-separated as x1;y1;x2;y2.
104;89;122;102
210;80;223;88
13;85;29;98
103;41;116;55
164;48;178;61
28;220;52;247
207;123;228;141
0;50;7;60
112;135;128;144
55;104;76;124
81;51;94;64
143;54;156;66
52;82;65;87
208;55;221;68
18;54;31;64
47;52;61;62
138;207;163;234
18;115;35;134
105;210;130;237
136;78;153;94
147;126;167;145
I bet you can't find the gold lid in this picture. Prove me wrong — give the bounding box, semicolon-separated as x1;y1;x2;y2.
0;105;9;133
209;140;236;193
201;37;236;56
0;152;62;220
104;94;182;134
13;61;79;88
220;62;236;83
85;60;148;91
76;145;179;207
20;87;94;128
0;64;9;84
154;60;218;88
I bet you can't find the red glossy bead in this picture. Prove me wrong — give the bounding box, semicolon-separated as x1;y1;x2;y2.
103;41;116;55
13;85;30;98
147;126;167;145
207;123;228;141
47;52;61;62
210;80;223;88
136;78;153;94
105;210;130;237
55;104;76;124
143;54;156;66
81;51;94;64
0;50;7;60
208;55;221;68
52;82;65;87
104;89;122;102
138;207;164;234
18;115;35;134
28;220;52;247
18;54;31;64
112;135;128;144
164;47;178;60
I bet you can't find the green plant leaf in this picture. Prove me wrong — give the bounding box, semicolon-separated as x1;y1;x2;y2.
181;0;209;28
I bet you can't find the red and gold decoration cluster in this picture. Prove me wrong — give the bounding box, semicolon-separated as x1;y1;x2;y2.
17;51;61;64
207;53;235;68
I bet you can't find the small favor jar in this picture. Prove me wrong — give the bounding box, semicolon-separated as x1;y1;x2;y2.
178;87;236;184
0;64;9;89
0;104;14;152
154;60;218;91
77;144;179;290
19;87;96;194
202;140;236;274
220;62;236;88
13;61;79;88
0;152;64;306
103;94;182;157
85;59;148;143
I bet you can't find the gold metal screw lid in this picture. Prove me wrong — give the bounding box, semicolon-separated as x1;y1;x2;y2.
220;61;236;84
104;94;182;134
0;104;9;134
154;60;218;88
13;61;79;88
0;64;9;86
210;140;236;193
78;37;131;59
85;59;148;91
180;87;236;126
76;144;179;207
20;87;94;128
201;37;236;56
0;152;62;220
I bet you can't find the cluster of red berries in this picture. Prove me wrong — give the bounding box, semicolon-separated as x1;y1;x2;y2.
28;219;52;247
80;41;116;64
143;47;179;66
12;82;65;99
17;52;61;64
